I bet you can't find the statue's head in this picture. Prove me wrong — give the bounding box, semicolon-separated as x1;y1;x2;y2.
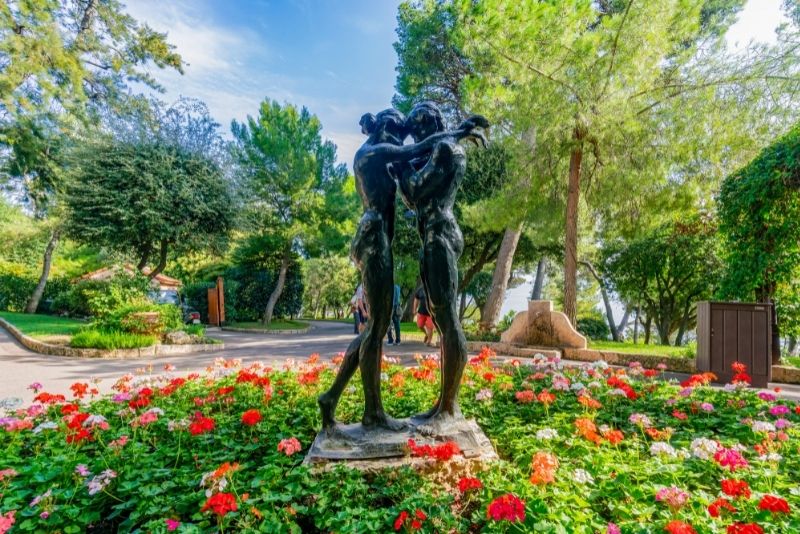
359;108;405;145
405;101;445;142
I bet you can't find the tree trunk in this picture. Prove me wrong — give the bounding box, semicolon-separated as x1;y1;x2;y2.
136;242;152;271
563;128;584;326
263;244;292;325
402;278;422;322
633;304;640;344
25;229;60;313
788;337;798;356
480;224;523;331
146;240;169;279
531;257;547;300
644;314;652;345
616;306;631;341
580;260;619;341
459;291;468;320
674;300;693;346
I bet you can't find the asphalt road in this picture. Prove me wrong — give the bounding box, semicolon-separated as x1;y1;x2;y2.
0;321;436;405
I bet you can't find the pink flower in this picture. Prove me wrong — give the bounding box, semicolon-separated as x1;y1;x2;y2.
108;435;128;450
0;511;14;534
28;382;43;392
769;405;789;417
714;447;749;471
277;437;302;456
607;523;621;534
656;486;690;511
75;464;90;477
758;391;776;402
166;518;181;531
700;403;714;412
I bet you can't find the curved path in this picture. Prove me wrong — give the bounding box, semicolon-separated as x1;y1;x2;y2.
0;321;435;405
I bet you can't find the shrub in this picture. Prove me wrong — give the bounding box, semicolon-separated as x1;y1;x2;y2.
0;263;35;311
70;329;156;349
95;303;183;336
577;316;611;340
53;274;150;317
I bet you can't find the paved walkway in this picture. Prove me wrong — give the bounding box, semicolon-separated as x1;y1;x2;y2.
2;320;800;406
0;321;435;405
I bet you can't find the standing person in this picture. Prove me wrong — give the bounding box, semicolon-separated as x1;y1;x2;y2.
349;285;360;334
356;284;368;334
413;285;434;346
387;283;402;345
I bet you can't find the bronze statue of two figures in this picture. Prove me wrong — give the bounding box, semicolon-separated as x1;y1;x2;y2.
311;102;491;461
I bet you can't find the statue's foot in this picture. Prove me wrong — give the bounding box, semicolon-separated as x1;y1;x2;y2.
317;393;338;429
411;402;440;424
413;406;465;436
362;411;407;431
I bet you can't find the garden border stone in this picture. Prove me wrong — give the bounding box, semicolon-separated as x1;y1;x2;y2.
0;317;223;359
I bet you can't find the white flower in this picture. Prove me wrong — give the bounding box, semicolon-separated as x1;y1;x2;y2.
608;388;628;397
32;421;58;434
570;382;586;392
84;414;108;427
475;389;493;402
588;381;602;389
690;437;720;460
536;428;559;440
757;452;783;462
650;442;677;458
573;469;594;484
380;373;389;382
750;421;776;433
592;360;609;370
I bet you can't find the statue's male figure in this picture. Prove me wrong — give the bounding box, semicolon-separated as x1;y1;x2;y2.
317;108;486;431
397;102;488;426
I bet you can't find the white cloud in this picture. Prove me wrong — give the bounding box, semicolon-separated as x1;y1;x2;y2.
726;0;788;49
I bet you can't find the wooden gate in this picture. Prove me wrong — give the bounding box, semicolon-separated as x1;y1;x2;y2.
696;302;771;387
207;277;225;326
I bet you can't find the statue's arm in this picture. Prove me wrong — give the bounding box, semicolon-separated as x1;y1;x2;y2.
404;143;451;200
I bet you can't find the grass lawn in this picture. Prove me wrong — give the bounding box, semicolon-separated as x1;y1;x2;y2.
0;311;85;339
228;319;310;331
784;356;800;368
588;339;693;358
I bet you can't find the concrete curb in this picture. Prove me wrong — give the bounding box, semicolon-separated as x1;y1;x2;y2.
0;317;223;359
222;323;312;335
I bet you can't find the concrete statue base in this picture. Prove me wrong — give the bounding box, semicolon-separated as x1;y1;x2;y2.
304;416;497;471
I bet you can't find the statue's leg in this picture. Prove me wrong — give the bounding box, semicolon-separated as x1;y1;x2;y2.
420;221;466;420
358;221;404;430
413;252;442;420
317;333;361;429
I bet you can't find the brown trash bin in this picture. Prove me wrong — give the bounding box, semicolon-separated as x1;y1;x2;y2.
696;302;771;388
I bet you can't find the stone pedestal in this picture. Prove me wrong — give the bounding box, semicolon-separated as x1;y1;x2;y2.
500;300;587;349
304;417;497;472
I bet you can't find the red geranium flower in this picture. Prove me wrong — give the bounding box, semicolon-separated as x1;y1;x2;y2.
708;497;736;518
407;439;461;462
720;479;750;499
727;523;764;534
241;409;262;426
758;494;790;514
189;412;215;435
60;403;79;415
457;477;483;493
664;520;697;534
393;511;408;531
201;492;237;517
70;382;89;399
486;494;525;522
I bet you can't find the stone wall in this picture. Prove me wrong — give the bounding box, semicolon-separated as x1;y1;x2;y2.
500;301;587;349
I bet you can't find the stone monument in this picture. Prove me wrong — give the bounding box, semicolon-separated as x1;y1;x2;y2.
307;104;496;467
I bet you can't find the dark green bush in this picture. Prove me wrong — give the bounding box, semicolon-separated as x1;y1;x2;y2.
577;315;611;340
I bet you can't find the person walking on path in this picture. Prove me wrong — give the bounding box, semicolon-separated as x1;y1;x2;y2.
387;283;402;345
413;285;434;346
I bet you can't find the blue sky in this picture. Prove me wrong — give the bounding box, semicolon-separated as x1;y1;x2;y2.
127;0;787;171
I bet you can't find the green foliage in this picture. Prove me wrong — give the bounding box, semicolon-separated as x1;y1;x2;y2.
577;315;611;341
70;330;156;350
94;303;182;336
717;123;800;339
0;263;69;312
52;274;150;318
0;0;183;121
588;340;695;358
231;262;303;322
301;256;358;318
64;99;236;277
603;217;722;345
3;357;799;532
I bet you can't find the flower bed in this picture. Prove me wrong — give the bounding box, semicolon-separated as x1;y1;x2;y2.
1;353;798;533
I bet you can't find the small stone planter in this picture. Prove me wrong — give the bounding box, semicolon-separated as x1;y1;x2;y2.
0;317;223;359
